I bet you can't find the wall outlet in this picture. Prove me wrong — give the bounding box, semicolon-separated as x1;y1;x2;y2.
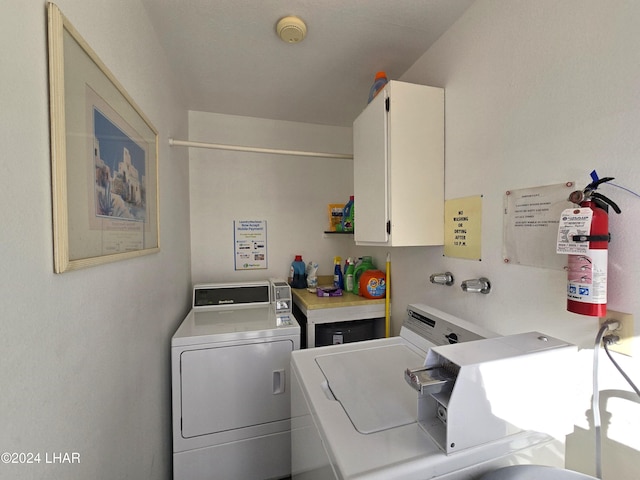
599;310;634;356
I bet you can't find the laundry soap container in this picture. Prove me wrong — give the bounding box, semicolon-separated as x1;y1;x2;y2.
359;270;386;299
289;255;306;289
352;256;375;294
367;71;388;103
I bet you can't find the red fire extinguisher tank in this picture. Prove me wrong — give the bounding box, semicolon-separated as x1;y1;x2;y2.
566;200;608;317
566;176;620;317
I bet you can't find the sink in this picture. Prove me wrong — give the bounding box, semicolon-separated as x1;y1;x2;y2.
480;465;598;480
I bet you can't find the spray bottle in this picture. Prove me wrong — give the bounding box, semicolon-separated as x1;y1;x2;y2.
333;256;344;290
344;257;355;293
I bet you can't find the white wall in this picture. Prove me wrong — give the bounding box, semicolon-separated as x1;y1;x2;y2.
393;0;639;477
0;1;190;479
188;111;355;283
187;4;640;475
170;0;640;477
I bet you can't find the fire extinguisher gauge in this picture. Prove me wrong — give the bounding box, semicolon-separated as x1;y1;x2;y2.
569;190;584;204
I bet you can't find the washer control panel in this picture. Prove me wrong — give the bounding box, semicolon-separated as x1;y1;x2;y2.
404;304;496;347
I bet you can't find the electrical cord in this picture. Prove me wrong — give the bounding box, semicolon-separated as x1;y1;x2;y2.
592;324;609;480
592;324;640;480
602;336;640;396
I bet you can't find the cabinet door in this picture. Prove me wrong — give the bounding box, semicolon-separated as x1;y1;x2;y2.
179;339;294;438
353;81;444;247
387;83;444;246
353;90;388;244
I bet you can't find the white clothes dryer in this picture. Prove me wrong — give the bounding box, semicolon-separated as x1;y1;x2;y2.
291;304;574;480
172;280;300;480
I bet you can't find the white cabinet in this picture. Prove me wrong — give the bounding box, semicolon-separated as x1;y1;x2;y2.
353;81;444;246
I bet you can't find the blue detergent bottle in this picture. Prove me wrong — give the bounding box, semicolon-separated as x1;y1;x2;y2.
367;71;388;104
333;256;344;290
290;255;307;289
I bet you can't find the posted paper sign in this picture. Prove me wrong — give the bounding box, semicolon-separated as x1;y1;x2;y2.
444;195;482;260
234;220;267;270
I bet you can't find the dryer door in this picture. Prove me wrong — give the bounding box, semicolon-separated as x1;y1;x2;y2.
180;339;294;438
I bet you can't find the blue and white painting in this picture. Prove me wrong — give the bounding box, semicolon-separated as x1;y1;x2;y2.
93;107;147;222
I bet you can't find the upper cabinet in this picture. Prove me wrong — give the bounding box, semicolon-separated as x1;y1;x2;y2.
353;81;444;247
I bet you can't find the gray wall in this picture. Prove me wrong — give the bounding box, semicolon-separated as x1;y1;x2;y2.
1;1;190;479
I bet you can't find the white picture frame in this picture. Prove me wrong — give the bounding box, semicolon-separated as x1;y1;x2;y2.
47;3;159;273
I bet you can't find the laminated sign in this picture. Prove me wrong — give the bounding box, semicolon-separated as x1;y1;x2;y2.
503;182;574;269
234;220;267;270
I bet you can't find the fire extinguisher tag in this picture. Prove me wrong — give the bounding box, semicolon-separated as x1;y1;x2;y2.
556;208;592;254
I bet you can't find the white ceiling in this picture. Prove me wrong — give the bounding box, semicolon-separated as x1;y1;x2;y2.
141;0;475;127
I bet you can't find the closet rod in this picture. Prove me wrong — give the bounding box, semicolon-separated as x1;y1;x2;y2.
169;138;353;160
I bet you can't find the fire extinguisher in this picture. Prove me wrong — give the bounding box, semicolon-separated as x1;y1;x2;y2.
566;177;621;316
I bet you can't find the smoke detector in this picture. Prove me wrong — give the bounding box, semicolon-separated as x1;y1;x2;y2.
276;16;307;44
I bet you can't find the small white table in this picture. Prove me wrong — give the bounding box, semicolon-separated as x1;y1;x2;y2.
291;286;387;347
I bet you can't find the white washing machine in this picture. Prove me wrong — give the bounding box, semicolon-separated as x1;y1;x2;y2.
291;303;577;480
172;280;300;480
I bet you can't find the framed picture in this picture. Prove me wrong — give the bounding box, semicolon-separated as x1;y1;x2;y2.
47;3;159;273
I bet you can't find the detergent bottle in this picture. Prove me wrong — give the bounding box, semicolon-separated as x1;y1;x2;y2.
352;256;375;295
289;255;306;289
359;270;386;299
344;258;355;293
367;71;388;104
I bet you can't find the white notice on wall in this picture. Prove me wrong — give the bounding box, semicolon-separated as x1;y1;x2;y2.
444;195;482;260
234;220;267;270
503;183;574;270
